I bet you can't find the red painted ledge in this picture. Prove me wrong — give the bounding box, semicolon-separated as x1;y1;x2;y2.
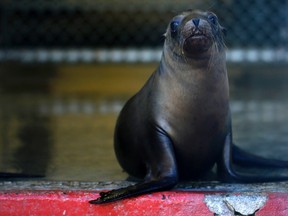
1;181;288;215
0;191;212;216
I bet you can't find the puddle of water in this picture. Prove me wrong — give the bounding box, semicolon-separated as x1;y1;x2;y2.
0;63;288;181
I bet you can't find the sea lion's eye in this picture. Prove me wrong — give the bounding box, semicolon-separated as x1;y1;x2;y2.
170;21;180;36
208;15;217;25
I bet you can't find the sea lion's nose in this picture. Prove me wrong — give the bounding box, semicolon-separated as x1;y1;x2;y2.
192;18;200;27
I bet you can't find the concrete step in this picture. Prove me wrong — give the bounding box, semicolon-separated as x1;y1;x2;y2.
0;181;288;215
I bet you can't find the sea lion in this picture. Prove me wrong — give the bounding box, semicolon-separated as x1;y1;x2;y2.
90;9;288;204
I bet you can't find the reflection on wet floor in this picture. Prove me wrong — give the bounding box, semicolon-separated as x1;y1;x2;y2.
0;63;288;181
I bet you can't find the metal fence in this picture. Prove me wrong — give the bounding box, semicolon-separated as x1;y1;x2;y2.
0;0;287;63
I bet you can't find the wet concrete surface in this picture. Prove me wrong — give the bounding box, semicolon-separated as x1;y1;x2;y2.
0;63;288;182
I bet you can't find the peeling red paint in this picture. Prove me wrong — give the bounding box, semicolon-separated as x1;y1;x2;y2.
0;191;212;216
1;190;288;216
256;193;288;216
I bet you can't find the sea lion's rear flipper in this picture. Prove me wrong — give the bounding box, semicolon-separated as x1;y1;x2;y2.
218;133;288;182
232;145;288;168
89;126;178;204
0;172;44;178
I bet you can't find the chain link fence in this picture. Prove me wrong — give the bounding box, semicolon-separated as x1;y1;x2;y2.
0;0;287;63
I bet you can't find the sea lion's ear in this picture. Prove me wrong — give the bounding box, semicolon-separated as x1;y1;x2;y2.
221;26;227;36
163;32;167;38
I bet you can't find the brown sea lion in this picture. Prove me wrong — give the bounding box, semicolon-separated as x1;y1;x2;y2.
90;9;288;204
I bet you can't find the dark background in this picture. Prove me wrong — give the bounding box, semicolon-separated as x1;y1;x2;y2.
0;0;287;49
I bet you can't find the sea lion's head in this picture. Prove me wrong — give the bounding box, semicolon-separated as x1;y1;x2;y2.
165;10;226;59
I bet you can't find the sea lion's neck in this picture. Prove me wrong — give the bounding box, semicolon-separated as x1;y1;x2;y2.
160;42;226;79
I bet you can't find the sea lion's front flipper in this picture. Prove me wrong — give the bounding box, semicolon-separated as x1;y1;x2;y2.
218;132;288;182
232;145;288;168
89;177;177;204
89;126;178;204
